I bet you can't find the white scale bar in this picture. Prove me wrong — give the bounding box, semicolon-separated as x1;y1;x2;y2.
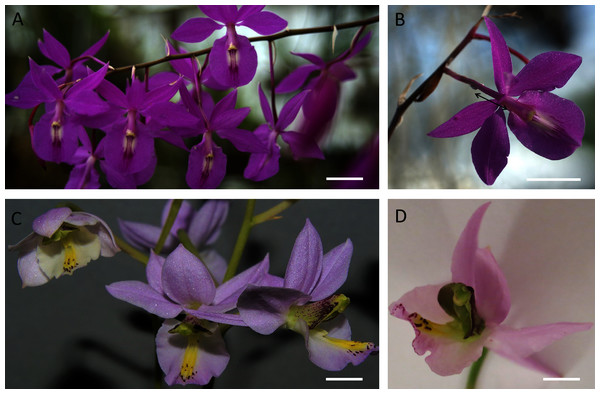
526;178;581;182
326;377;363;382
326;177;364;181
543;377;580;382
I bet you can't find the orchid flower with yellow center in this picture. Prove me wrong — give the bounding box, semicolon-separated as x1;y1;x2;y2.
9;207;119;287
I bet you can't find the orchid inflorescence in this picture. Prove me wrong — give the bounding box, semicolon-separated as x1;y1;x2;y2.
6;6;377;189
9;200;378;387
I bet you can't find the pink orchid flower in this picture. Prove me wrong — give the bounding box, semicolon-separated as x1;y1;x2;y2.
389;202;592;377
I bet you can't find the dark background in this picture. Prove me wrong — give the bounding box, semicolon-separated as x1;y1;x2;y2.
5;199;379;388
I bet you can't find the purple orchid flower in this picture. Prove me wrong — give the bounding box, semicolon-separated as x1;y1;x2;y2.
389;202;592;377
95;73;186;185
107;244;272;385
26;59;109;163
65;130;102;189
8;207;119;287
119;200;229;283
238;219;378;371
276;31;372;155
172;5;287;88
429;17;585;185
6;29;109;109
178;87;266;188
244;84;320;181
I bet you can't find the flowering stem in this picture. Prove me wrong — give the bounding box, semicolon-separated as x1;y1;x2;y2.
224;199;256;282
252;199;298;226
466;347;488;389
108;15;378;75
473;33;530;64
268;40;278;125
114;235;149;264
443;67;501;100
154;199;183;255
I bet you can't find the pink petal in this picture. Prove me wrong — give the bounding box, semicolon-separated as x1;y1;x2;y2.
487;323;593;375
171;17;222;43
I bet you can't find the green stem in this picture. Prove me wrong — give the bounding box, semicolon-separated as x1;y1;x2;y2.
154;199;182;255
223;200;256;282
466;347;488;389
252;199;298;226
114;235;149;265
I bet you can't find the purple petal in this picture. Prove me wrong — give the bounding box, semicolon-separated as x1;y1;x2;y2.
213;254;270;308
156;319;229;386
484;17;513;94
171;17;222;43
161;244;216;307
160;200;194;238
186;137;227;189
97;79;128;109
238;285;311;334
143;80;180;110
65;161;100;189
104;125;155;174
508;91;584;160
199;250;227;284
258;84;274;126
275;64;320;94
188;200;229;247
291;51;326;67
106;281;182;318
243;126;280;181
146;251;166;293
428;101;498;138
470;109;509;185
28;58;61;100
216;127;267;153
199;5;238;24
208;35;257;88
284;219;323;294
6;71;51;108
302;316;377;371
68;63;109;95
38;29;71;69
508;52;582;96
240;10;287;35
165;42;197;81
80;30;110;58
186;309;246;326
32;207;72;237
234;5;264;21
212;107;250;129
487;323;593;375
66;90;109;116
118;219;162;251
309;239;353;301
280;131;325;160
148;101;199;128
33;113;81;163
276;90;308;130
328;62;356;82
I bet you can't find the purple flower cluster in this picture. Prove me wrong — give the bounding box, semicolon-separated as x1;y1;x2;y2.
105;203;377;385
6;6;375;188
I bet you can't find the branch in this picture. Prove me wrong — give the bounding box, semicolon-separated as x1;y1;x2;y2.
107;15;379;76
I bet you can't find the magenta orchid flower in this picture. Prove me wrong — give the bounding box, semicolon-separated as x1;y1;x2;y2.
119;200;229;283
429;17;585;185
244;85;320;181
276;30;372;155
389;202;592;377
238;219;378;371
26;59;109;163
172;5;287;88
8;207;119;287
6;29;109;109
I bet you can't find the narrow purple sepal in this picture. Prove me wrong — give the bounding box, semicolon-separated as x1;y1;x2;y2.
471;109;509;185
